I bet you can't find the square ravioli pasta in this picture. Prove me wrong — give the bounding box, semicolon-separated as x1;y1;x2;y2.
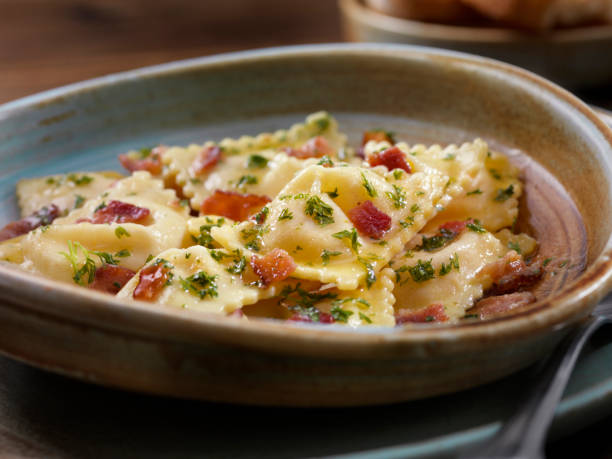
0;113;544;327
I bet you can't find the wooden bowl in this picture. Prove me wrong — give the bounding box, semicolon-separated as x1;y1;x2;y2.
340;0;612;89
1;44;612;406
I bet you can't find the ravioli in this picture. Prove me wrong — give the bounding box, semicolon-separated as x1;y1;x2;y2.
17;171;123;216
364;139;522;232
162;112;349;211
391;230;506;321
211;163;457;290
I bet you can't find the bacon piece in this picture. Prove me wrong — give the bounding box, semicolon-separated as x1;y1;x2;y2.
250;248;296;286
133;262;172;301
189;145;222;176
118;146;166;175
201;190;270;221
482;252;543;295
471;292;536;320
348;200;392;239
85;200;150;225
0;204;61;242
362;130;394;146
368;146;411;173
396;304;448;324
285;136;334;159
89;265;135;294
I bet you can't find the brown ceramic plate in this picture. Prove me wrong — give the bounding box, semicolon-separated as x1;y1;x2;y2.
1;44;612;406
339;0;612;89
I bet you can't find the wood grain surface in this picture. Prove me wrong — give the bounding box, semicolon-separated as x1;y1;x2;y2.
1;1;612;457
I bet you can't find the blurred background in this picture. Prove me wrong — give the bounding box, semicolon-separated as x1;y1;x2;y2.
2;0;611;108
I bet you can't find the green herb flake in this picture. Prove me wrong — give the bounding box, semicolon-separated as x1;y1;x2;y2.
359;312;373;324
315;116;330;131
317;156;334;167
321;249;342;265
489;169;502;180
393;169;403;180
410;204;420;213
236;175;258;188
559;260;569;268
67;174;93;186
304;196;334;225
59;241;97;286
358;257;376;288
247;154;269;169
94;201;107;213
325;187;339;199
385;184;407;209
115;249;130;258
466;219;486;233
180;271;218;299
443;154;455;161
193;217;226;248
494;184;515;202
408;259;435;283
361;172;378;198
543;257;553;267
400;217;414;228
332;228;361;253
330;305;354;323
278;208;293;221
467;189;482;196
507;241;522;254
74;194;85;209
179;199;190;207
439;253;460;276
115;226;131;238
145;254;154;264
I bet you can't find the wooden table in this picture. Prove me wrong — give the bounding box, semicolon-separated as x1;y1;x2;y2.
1;1;612;457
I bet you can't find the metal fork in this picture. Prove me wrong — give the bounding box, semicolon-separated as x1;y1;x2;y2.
459;295;612;459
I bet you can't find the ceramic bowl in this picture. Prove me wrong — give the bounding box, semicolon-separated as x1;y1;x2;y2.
1;44;612;407
339;0;612;89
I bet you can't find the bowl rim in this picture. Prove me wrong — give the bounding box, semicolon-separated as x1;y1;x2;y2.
1;43;612;358
339;0;612;43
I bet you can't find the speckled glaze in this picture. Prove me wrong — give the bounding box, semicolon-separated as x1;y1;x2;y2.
1;44;612;406
339;0;612;88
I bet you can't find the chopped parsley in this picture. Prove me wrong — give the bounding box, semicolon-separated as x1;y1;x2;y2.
317;156;334;167
559;260;569;268
393;265;409;283
74;194;85;209
240;224;269;252
439;253;460;276
385;184;407;209
494;184;515;202
115;226;131;238
179;271;218;299
179;199;190;207
444;154;455;161
253;206;269;224
466;219;486;233
393;169;403;180
247;154;269;169
410;204;420;213
543;257;553;267
400;217;415;228
361;172;377;197
489;169;502;180
325;187;339;199
330;305;354;323
137;147;152;158
66;174;93;186
236;175;258;188
192;217;226;248
315;116;330;131
419;228;456;252
94;201;107;213
321;249;342;265
304;196;334;225
508;241;522;254
467;189;482;196
358;257;376;288
278;208;293;221
359;312;373;324
332;228;360;253
408;259;435;283
60;241;96;286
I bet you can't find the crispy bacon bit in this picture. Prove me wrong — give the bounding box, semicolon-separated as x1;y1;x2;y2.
133;262;172;301
348;200;392;239
118;146;166;175
250;248;296;286
482;252;543;295
88;200;150;224
189;145;222;176
201;190;270;221
285;136;334;159
471;292;537;320
89;265;135;294
362;130;394;146
368;146;411;173
396;304;448;324
438;220;469;235
0;204;61;242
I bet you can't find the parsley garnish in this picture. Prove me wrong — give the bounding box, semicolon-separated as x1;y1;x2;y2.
543;257;553;267
317;156;334;167
466;219;486;233
315;116;330;131
192;217;225;248
247;154;269;169
494;184;514;202
330;306;354;323
94;201;107;213
393;169;403;180
467;189;482;196
74;194;85;209
361;172;377;197
419;228;456;252
439;253;460;276
359;312;373;324
332;228;361;253
278;208;293;221
60;241;96;286
67;174;93;186
236;175;258;188
115;226;130;238
179;271;218;299
321;249;342;265
410;204;420;213
253;206;269;224
385;184;407;209
358;257;376;288
444;154;455;161
489;169;502;180
325;187;339;199
305;196;334;225
408;259;435;283
508;241;522;254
